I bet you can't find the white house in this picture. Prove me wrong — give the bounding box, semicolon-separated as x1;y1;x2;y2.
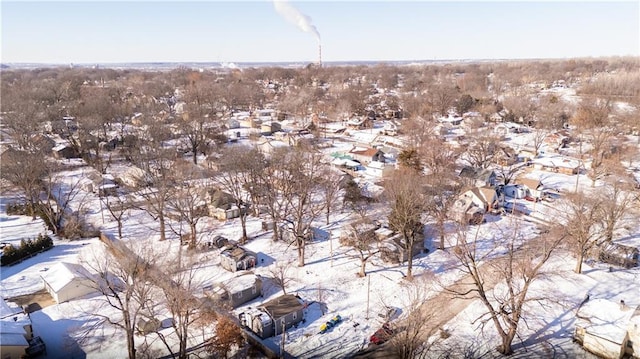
1;297;36;359
502;184;527;199
41;262;96;304
515;177;545;199
574;298;639;359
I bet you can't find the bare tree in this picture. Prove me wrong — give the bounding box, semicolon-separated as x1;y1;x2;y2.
80;237;158;359
428;82;459;116
0;147;49;219
587;126;615;186
386;275;441;359
168;162;209;249
384;168;426;280
449;221;564;355
279;146;326;266
319;167;344;225
102;193;135;240
341;218;381;277
424;176;461;251
562;192;603;274
597;175;635;243
268;260;297;295
255;147;291;242
40;167;89;236
214;145;264;243
463;131;500;169
161;252;215;359
131;136;176;242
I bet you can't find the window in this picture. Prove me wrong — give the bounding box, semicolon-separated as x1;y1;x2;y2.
252;285;257;294
292;312;297;320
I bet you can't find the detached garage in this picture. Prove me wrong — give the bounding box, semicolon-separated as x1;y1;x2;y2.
41;262;96;304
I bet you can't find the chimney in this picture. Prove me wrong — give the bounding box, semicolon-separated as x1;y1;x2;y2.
318;43;322;67
620;299;626;310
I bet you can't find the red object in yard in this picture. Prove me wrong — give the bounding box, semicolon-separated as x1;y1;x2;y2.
524;195;539;202
369;323;394;345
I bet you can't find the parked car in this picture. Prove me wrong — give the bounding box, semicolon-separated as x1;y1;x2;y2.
369;322;394;345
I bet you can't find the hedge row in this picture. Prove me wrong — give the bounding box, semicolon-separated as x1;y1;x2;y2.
1;234;54;266
6;202;57;233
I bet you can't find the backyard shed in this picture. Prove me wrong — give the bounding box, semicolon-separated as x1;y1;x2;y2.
41;262;96;304
597;242;639;269
220;245;257;272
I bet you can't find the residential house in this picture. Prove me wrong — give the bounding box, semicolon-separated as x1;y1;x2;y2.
279;225;329;243
41;262;96;304
31;134;55;153
0;297;37;359
349;147;385;165
207;273;263;308
365;160;394;178
256;137;289;156
493;123;510;138
377;222;426;264
543;132;570;151
260;121;282;135
346;116;373;130
52;143;80;159
460;187;501;212
239;294;305;339
45;117;78;136
273;129;314;147
450;196;485;225
515;177;545;199
532;156;581;175
574;298;640;359
502;184;527;199
0;313;35;359
220;244;257;272
494;146;518;166
117;165;150;188
207;189;243;220
458;166;499;188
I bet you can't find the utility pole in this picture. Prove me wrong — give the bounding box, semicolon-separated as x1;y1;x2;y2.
280;320;286;359
366;274;371;320
329;231;333;267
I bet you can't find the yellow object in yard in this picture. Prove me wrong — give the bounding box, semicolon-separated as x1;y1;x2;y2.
320;323;328;332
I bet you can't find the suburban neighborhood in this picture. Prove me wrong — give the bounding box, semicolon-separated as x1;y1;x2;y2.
1;55;639;359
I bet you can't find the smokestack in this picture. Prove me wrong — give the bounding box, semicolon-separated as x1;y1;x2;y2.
318;42;322;67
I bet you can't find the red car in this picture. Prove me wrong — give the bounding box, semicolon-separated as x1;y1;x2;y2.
369;323;394;345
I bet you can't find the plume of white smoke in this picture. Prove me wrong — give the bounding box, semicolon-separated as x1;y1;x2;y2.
273;0;320;41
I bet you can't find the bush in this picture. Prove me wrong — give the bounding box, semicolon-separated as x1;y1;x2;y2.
5;202;57;232
1;234;54;266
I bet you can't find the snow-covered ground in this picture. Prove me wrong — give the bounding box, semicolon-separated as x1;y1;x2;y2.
2;126;639;358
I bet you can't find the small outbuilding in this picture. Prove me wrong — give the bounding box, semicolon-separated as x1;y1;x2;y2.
220;244;257;272
41;262;96;304
597;242;639;269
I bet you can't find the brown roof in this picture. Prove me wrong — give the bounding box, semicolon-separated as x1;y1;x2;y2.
349;148;381;157
516;177;542;190
258;294;304;319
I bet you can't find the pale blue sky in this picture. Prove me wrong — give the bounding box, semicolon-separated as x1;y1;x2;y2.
2;1;639;64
